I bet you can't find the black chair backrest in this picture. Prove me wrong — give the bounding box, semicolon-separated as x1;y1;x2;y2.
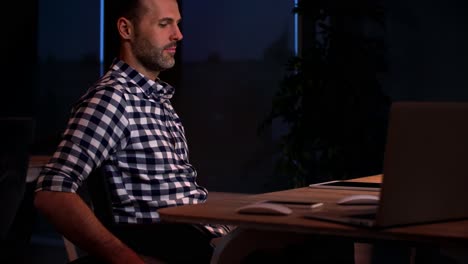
85;166;116;229
0;117;34;241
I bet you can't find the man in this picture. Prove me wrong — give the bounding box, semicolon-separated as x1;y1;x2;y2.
34;0;228;263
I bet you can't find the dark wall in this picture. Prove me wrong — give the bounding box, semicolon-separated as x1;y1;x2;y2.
1;0;38;117
8;0;468;192
384;0;468;101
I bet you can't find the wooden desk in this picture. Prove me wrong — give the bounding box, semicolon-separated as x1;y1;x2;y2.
159;176;468;254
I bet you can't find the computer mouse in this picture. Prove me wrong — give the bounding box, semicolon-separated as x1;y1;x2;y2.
236;202;292;215
336;194;380;205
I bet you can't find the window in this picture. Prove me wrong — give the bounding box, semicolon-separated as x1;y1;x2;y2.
176;0;296;192
34;0;101;153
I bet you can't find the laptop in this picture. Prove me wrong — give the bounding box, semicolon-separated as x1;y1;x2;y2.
304;102;468;228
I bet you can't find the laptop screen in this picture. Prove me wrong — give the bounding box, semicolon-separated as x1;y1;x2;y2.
377;102;468;227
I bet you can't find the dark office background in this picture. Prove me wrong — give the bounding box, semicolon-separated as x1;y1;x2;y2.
2;0;468;262
10;0;297;193
4;0;468;193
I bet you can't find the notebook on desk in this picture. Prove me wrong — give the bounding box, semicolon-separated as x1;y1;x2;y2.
304;102;468;228
308;180;381;191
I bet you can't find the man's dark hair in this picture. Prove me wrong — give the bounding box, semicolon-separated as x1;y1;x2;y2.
114;0;144;23
104;0;145;67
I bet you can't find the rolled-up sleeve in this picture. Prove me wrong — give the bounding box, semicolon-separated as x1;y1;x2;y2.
36;86;130;193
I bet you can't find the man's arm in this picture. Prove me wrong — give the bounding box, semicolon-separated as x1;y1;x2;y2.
34;191;144;264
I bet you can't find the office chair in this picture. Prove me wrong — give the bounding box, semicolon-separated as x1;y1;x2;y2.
66;166;143;263
65;165;135;263
69;167;213;264
0;117;34;262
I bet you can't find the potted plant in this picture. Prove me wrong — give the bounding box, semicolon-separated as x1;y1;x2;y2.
263;0;391;188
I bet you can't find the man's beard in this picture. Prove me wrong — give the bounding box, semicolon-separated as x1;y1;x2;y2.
132;36;176;73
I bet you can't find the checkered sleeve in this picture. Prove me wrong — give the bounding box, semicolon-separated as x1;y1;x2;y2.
36;86;130;193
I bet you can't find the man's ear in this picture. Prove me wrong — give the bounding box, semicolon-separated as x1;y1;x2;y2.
117;17;133;40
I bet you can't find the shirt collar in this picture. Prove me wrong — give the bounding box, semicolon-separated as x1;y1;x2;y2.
110;58;175;100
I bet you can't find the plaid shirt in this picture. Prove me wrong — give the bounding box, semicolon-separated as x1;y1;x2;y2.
36;59;229;236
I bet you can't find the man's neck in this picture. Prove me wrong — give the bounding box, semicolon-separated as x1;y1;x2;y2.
119;52;160;81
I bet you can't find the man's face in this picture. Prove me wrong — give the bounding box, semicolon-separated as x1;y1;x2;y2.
131;0;183;73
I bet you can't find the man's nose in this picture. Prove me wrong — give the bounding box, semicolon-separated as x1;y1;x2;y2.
171;25;183;41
